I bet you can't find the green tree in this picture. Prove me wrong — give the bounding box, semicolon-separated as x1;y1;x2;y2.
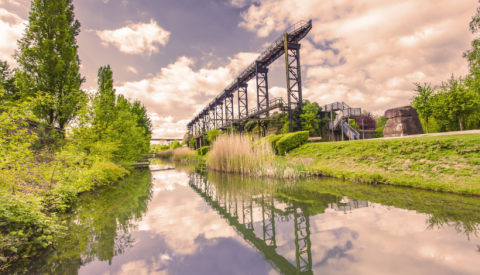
411;83;435;133
14;0;85;129
170;140;181;150
94;65;116;130
0;61;19;104
131;100;152;138
434;75;478;131
206;129;220;143
300;100;320;136
463;4;480;129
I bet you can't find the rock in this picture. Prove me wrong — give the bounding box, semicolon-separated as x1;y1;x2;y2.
383;106;424;137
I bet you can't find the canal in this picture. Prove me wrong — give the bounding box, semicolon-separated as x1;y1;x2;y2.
7;163;480;274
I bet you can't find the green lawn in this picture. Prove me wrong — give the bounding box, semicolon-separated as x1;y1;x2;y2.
288;134;480;195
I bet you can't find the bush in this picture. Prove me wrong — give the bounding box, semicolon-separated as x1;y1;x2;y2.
260;134;286;155
197;146;210;156
170;140;181;150
189;138;196;148
276;131;309;155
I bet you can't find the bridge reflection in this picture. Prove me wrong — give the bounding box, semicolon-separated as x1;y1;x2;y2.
188;173;369;275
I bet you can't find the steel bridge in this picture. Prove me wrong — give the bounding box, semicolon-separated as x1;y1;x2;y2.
187;20;313;147
189;173;369;275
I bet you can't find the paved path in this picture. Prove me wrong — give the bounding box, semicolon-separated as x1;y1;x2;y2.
370;129;480;141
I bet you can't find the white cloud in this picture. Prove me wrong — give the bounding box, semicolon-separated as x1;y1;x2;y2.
95;19;170;55
126;66;138;74
237;0;477;113
0;8;26;65
116;52;258;138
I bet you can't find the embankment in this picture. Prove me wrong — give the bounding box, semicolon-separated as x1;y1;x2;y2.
288;133;480;195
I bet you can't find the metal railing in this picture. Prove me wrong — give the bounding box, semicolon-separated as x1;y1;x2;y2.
342;122;360;140
220;97;286;129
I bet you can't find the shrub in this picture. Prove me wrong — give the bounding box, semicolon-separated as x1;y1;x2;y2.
189;138;196;148
197;146;210;156
260;134;285;155
276;131;309;155
206;129;220;144
170;140;181;150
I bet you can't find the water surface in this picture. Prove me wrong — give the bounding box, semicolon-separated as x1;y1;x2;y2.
7;164;480;275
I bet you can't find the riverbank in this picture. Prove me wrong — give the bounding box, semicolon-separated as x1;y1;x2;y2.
0;146;132;270
288;133;480;195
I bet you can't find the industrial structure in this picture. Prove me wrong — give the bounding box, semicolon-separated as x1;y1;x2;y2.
186;20;363;148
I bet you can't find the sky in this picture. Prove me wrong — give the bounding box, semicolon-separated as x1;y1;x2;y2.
0;0;478;138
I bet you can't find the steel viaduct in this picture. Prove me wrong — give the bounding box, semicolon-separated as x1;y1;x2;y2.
186;20;312;148
186;20;364;148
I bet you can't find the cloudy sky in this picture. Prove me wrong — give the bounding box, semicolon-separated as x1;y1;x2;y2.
0;0;478;138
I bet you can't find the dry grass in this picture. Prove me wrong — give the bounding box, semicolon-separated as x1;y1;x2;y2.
156;149;173;158
172;147;197;161
206;134;307;178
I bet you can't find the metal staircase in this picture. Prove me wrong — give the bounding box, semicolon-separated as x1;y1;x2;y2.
324;102;362;141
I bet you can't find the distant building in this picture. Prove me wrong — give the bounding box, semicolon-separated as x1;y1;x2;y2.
151;138;183;146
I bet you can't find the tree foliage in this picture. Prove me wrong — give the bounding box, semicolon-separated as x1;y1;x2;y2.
355;112;377;130
14;0;85;129
411;83;435;133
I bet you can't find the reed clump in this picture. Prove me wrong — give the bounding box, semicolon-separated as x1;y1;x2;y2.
172;147;197;162
206;134;306;178
156;149;173;158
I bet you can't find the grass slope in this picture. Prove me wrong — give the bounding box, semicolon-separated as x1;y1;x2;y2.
288;134;480;195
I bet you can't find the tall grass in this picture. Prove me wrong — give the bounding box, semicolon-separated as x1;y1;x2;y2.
156;149;173;158
172;147;197;162
206;134;307;178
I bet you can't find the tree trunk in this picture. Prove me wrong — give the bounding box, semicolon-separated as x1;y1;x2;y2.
459;116;463;131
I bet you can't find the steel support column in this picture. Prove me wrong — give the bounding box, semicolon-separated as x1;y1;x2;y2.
256;61;269;117
209;105;215;130
262;195;277;247
293;207;312;273
225;93;234;127
238;79;248;119
215;102;224;129
284;34;303;133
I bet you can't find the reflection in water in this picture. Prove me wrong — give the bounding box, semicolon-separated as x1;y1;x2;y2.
5;165;480;275
189;173;373;275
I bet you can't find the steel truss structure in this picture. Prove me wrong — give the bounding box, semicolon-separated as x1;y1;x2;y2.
187;20;313;146
284;36;303;132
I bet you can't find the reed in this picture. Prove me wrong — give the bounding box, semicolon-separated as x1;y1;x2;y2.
156;149;173;158
206;134;306;178
172;147;197;162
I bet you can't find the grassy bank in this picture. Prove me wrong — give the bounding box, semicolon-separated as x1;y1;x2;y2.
288;133;480;195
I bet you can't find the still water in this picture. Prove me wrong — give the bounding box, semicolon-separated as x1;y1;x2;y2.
8;163;480;274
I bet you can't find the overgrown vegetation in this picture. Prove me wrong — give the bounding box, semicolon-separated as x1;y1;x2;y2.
0;0;151;269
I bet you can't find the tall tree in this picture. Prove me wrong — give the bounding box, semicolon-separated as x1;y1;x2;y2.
14;0;85;129
94;65;116;130
411;83;435;133
131;99;152;138
463;3;480;129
